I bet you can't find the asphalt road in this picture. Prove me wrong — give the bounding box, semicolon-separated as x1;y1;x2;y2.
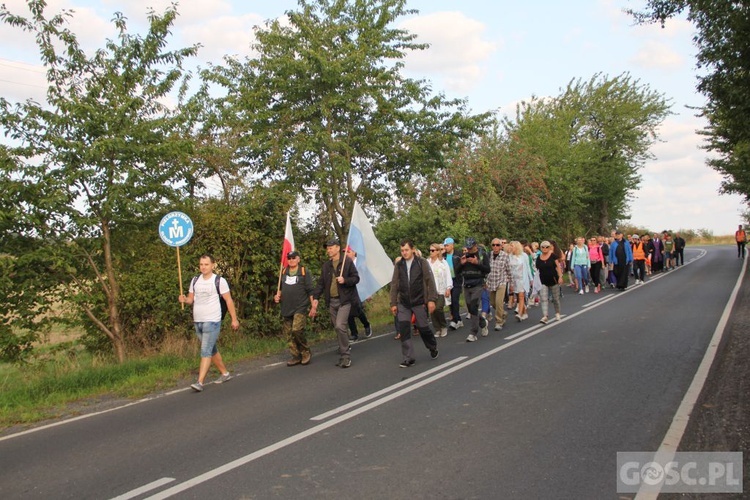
0;246;744;500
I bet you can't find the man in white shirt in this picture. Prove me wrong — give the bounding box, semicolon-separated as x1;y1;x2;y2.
179;254;240;392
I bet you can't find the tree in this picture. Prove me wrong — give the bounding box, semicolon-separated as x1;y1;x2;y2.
0;1;198;361
629;1;750;202
200;0;487;240
503;74;671;236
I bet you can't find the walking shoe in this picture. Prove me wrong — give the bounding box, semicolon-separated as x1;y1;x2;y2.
300;351;312;365
519;313;528;321
456;321;464;328
515;313;521;321
287;357;302;366
466;334;477;342
494;324;503;331
465;313;471;319
578;290;584;295
215;372;233;383
399;359;415;368
348;335;359;342
540;316;548;325
449;321;458;330
339;358;352;368
364;326;372;338
440;327;448;337
480;324;489;337
555;313;561;322
586;284;590;293
190;382;204;392
430;349;439;359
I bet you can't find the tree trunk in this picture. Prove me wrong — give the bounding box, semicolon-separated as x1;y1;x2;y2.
102;220;126;362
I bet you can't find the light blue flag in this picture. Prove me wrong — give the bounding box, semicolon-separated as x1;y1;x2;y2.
346;202;394;301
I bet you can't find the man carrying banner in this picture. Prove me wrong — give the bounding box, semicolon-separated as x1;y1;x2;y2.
274;251;315;366
311;239;360;368
390;239;439;367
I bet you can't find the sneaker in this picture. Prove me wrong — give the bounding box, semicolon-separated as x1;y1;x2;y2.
430;349;439;359
340;358;352;369
586;284;590;293
480;324;489;337
555;313;561;322
215;372;233;383
466;334;477;342
494;324;503;331
190;382;204;392
364;326;372;338
515;313;521;321
456;321;464;328
540;316;548;325
440;327;448;337
399;359;415;368
287;358;301;366
578;290;584;295
348;335;359;342
449;321;458;330
300;352;312;365
465;313;471;319
520;314;528;321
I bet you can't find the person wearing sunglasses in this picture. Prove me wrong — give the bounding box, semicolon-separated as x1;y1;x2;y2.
535;241;563;324
427;243;452;337
486;238;511;331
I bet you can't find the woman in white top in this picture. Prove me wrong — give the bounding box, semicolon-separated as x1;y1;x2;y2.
509;241;533;321
428;243;452;337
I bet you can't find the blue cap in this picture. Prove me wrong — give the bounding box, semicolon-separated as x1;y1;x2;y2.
443;237;455;245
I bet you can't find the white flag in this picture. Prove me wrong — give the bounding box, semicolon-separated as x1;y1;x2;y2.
346;202;394;301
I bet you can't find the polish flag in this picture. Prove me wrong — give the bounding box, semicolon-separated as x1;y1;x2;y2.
280;212;295;268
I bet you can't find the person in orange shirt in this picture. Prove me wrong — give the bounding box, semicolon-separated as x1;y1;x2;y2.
631;234;647;285
736;224;747;259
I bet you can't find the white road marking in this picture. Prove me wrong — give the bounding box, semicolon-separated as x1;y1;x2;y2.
310;356;468;421
634;252;746;500
110;477;175;500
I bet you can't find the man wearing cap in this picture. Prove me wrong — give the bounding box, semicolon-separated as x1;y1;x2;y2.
608;230;633;290
455;237;491;342
311;239;360;368
274;251;315;366
443;237;464;329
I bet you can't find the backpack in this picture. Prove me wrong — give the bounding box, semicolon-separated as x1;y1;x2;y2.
191;275;228;321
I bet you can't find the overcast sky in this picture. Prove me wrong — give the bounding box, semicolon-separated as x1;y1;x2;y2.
1;0;746;235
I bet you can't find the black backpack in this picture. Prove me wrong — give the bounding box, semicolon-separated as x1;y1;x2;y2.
191;275;228;321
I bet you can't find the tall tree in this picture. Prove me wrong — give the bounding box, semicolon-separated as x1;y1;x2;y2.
629;1;750;202
200;0;487;239
0;1;198;361
504;74;670;236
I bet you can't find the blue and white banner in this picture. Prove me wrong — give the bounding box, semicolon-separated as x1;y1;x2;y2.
346;202;394;301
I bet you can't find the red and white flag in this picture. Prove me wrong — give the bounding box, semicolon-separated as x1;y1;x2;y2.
280;211;295;268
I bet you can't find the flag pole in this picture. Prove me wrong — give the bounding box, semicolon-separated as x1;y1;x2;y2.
339;206;355;279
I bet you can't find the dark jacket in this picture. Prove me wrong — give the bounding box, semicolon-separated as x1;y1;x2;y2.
454;247;491;288
279;266;314;317
390;256;438;308
312;256;360;306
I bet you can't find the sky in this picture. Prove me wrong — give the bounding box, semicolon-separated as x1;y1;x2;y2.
0;0;746;235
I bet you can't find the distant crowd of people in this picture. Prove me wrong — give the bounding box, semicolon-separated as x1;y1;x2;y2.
177;226;747;390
